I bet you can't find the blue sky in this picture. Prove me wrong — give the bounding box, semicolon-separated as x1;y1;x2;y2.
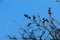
0;0;60;40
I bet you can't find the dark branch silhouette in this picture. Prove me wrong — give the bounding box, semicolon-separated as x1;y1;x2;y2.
6;7;60;40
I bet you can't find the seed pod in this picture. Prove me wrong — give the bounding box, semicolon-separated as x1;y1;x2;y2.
36;24;40;26
43;18;45;20
27;23;31;26
57;28;60;32
33;15;36;21
48;7;52;15
24;14;31;19
24;14;28;17
42;18;48;23
42;18;45;23
46;19;49;22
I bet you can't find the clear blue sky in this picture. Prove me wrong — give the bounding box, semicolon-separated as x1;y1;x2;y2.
0;0;60;40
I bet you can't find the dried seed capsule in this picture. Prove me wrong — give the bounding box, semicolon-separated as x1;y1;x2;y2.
24;14;31;19
48;7;52;15
27;23;31;26
33;15;36;21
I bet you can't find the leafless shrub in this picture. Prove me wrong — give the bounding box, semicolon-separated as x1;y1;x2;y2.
6;7;60;40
